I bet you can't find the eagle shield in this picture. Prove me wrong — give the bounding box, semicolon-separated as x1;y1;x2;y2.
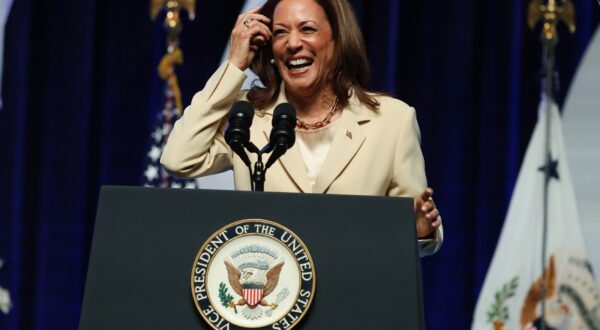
223;245;285;311
243;287;264;307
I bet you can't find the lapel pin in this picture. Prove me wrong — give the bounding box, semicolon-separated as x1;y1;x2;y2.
345;129;352;139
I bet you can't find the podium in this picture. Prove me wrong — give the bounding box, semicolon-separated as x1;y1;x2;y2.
79;186;425;329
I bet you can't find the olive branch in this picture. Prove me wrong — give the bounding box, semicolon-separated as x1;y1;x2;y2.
219;282;237;314
486;277;518;323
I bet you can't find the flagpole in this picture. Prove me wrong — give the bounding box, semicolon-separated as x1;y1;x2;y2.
527;1;575;329
143;0;198;188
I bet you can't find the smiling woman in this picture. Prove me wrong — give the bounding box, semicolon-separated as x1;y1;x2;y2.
160;0;444;256
272;1;335;102
247;0;377;115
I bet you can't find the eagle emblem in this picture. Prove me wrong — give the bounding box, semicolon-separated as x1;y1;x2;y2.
191;219;315;329
222;245;286;320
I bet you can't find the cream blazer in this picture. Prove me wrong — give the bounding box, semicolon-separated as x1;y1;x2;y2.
161;62;443;255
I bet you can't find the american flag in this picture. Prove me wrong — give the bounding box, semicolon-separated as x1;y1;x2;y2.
142;50;198;189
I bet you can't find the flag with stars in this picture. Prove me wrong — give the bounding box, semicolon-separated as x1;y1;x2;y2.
472;98;600;330
142;57;198;189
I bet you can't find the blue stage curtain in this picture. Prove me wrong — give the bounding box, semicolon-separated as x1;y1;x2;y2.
0;0;598;329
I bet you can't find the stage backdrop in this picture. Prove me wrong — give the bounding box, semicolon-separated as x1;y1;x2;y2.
0;1;598;329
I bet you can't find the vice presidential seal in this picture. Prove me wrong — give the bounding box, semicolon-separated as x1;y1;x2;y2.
191;219;316;330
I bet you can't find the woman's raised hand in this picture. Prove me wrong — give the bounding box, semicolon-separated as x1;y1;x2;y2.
227;7;272;71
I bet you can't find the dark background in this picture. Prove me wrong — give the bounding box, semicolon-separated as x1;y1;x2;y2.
0;0;598;329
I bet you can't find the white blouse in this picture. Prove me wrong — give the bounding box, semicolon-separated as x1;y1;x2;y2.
295;119;341;189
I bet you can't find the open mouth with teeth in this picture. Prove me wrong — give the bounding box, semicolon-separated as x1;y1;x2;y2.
285;58;314;72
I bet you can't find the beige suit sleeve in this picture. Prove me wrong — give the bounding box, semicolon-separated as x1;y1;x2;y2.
387;106;443;257
160;62;247;178
387;106;426;198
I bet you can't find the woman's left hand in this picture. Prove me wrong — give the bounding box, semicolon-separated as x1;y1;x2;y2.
414;187;441;239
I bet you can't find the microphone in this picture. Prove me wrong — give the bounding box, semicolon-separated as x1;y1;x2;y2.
225;101;254;166
265;103;297;168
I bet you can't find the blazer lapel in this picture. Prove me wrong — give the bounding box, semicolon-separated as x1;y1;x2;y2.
261;87;371;193
313;108;366;193
261;89;312;193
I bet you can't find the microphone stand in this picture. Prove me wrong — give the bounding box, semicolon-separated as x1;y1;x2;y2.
236;105;296;191
242;142;267;192
252;153;266;192
240;142;288;192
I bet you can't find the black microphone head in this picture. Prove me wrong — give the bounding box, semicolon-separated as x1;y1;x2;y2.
225;101;255;146
228;100;255;126
270;103;296;148
272;103;296;127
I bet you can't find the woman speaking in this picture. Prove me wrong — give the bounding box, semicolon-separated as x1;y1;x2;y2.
161;0;443;256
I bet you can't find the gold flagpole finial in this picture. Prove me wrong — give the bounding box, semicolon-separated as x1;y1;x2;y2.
150;0;196;40
528;0;576;42
150;0;195;115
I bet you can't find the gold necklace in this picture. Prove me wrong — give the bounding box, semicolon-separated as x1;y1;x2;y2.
296;97;338;130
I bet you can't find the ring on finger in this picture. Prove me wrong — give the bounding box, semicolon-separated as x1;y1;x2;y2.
243;18;252;28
